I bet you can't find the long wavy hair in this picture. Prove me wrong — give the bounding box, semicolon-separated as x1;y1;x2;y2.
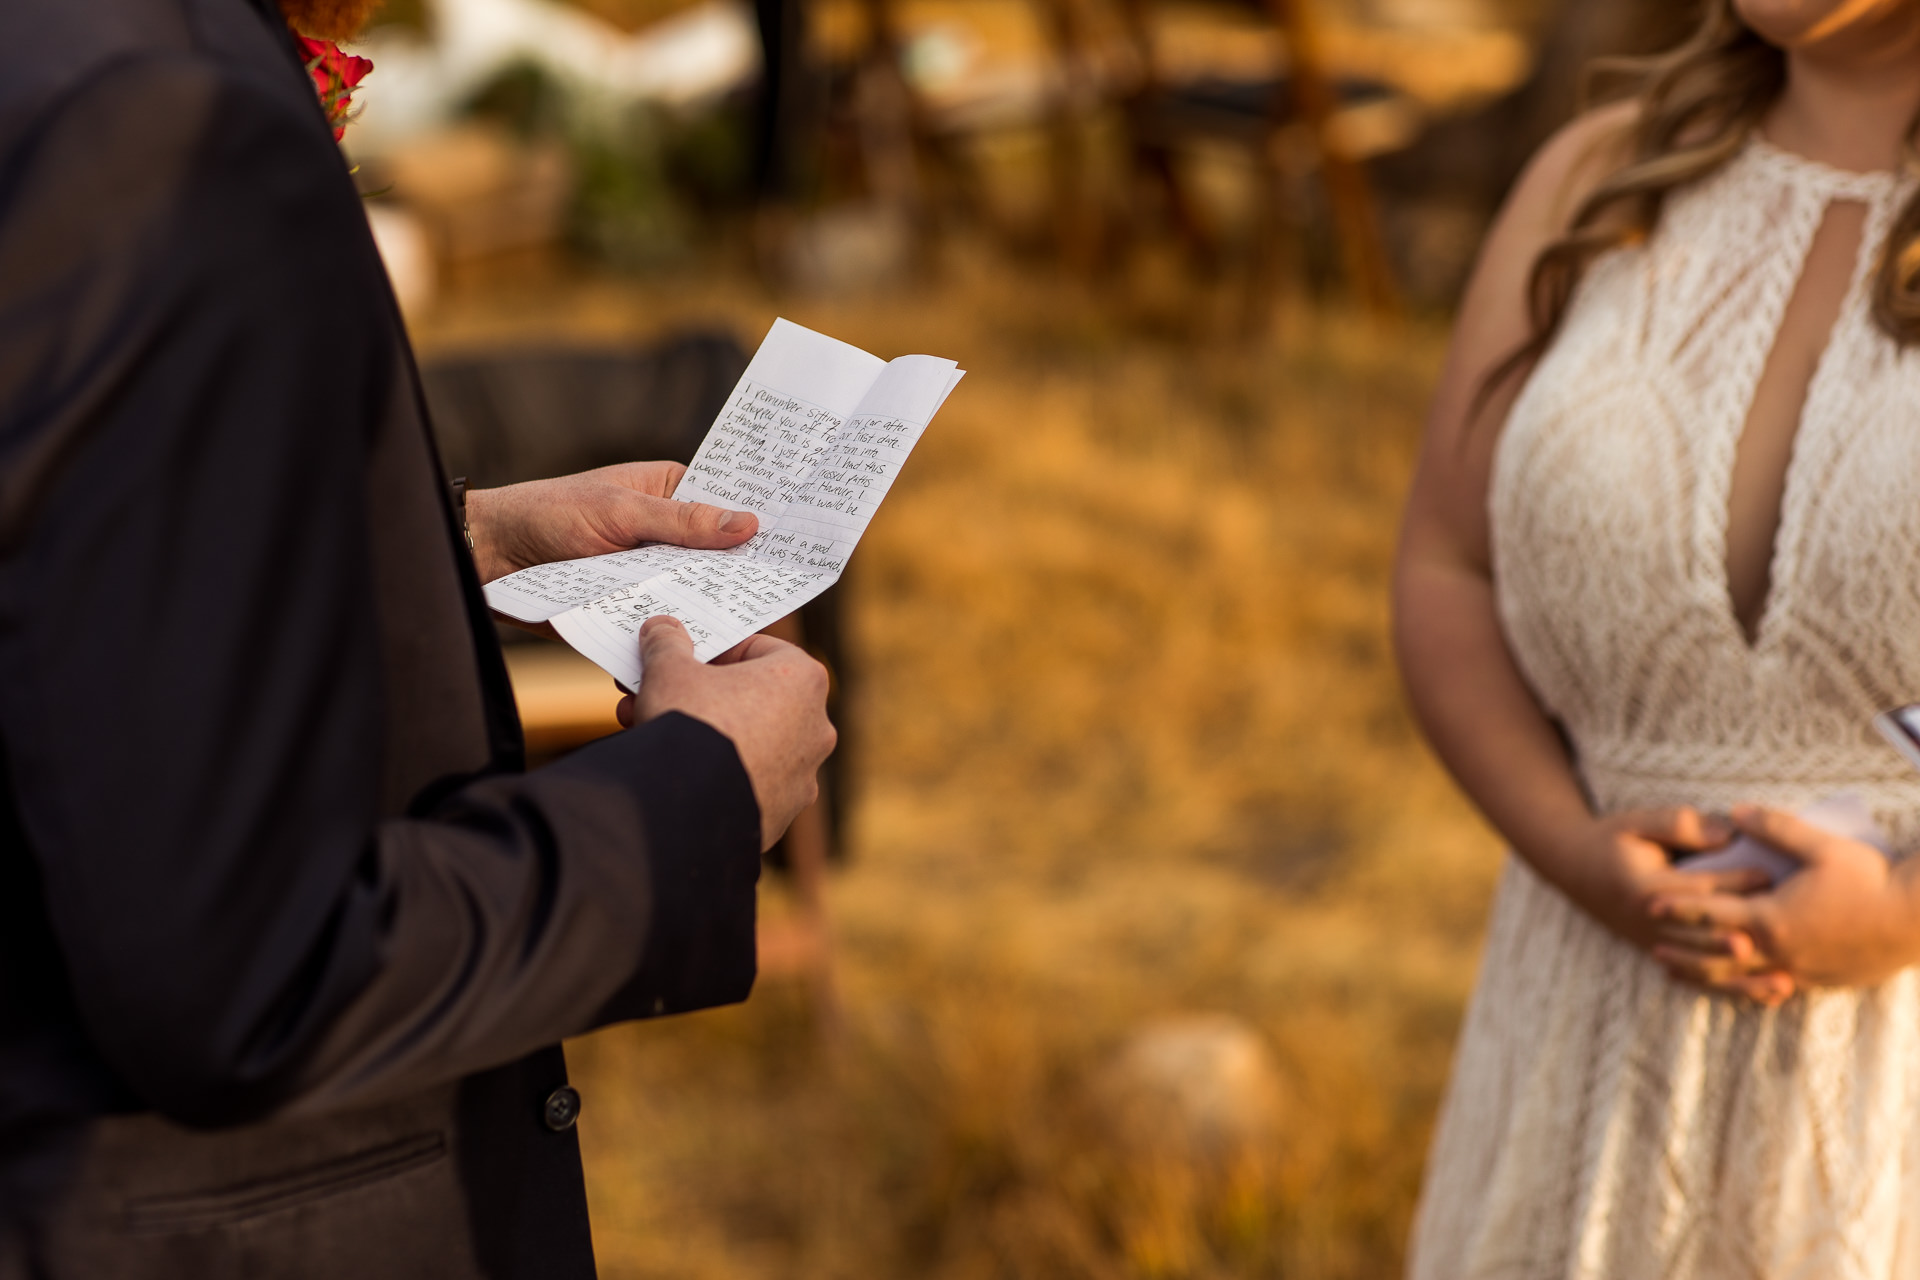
1486;0;1920;405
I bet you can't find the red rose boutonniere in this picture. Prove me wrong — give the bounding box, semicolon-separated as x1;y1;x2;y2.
296;36;372;142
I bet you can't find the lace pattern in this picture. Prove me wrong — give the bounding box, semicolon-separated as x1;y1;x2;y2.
1408;140;1920;1278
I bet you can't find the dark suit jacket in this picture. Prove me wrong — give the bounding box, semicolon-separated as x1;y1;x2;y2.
0;1;763;1275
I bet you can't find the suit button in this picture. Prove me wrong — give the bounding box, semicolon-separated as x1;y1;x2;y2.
543;1086;581;1132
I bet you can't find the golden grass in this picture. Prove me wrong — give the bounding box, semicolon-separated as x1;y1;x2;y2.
417;251;1505;1279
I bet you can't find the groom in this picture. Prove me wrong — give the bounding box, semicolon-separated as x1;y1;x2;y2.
0;0;833;1276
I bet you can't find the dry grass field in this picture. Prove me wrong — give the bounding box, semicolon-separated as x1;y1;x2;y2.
417;248;1506;1279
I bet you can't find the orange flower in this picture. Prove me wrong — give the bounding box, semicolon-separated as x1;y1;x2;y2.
296;36;372;142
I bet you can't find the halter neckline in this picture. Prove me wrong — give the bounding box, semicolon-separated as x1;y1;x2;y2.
1744;133;1911;203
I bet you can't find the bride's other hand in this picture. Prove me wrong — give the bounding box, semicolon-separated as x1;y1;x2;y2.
1560;806;1770;951
1650;805;1920;995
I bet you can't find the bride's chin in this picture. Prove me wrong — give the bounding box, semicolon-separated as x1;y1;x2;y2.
1733;0;1920;55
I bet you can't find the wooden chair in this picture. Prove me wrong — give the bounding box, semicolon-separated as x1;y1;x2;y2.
801;0;1118;266
1111;0;1400;321
809;0;1402;318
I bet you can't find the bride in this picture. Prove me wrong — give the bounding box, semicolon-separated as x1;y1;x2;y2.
1393;0;1920;1275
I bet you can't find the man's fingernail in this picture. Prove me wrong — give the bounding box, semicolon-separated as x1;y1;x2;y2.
718;509;753;532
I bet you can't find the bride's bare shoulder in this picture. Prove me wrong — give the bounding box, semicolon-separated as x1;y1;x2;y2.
1449;102;1640;385
1493;101;1639;262
1415;103;1639;512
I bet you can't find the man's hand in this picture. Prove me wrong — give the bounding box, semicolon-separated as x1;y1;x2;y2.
617;617;835;851
464;462;757;585
1552;805;1772;953
1650;805;1920;997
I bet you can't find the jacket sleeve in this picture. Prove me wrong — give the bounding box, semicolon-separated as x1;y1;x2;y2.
0;52;760;1128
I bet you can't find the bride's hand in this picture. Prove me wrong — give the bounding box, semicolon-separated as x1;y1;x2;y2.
1650;805;1920;996
1556;807;1772;953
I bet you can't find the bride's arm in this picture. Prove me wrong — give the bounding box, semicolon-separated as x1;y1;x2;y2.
1393;107;1772;958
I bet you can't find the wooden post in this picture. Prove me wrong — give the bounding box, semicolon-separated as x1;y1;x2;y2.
756;612;844;1037
1270;0;1399;316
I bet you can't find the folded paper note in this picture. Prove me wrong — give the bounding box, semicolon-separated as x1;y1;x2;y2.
1677;792;1889;883
485;319;963;689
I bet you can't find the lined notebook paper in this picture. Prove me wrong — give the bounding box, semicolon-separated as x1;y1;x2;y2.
485;319;963;689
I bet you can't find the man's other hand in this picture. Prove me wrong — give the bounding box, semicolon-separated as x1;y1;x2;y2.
465;462;758;585
618;617;835;850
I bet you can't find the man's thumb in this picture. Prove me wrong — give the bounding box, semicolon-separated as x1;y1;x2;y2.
637;615;698;679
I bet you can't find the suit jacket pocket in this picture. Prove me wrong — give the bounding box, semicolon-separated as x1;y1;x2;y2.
123;1133;446;1234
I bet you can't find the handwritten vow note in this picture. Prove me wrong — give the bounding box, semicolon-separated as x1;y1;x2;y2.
485;319;964;689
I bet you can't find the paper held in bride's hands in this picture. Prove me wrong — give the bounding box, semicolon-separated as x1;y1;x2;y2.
1678;793;1890;883
484;319;964;690
1672;707;1920;881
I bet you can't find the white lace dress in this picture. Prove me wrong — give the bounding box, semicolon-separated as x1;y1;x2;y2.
1407;139;1920;1279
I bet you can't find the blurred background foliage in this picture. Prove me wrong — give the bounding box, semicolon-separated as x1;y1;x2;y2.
344;0;1690;1274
